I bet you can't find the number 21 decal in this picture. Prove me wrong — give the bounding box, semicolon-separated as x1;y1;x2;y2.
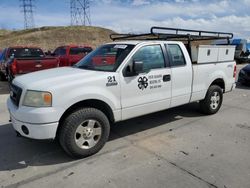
107;76;116;83
106;76;118;87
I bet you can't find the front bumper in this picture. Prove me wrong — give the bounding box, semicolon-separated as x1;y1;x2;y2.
7;97;60;140
10;113;58;139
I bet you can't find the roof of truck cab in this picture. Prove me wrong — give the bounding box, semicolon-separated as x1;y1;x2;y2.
107;40;183;45
59;45;92;48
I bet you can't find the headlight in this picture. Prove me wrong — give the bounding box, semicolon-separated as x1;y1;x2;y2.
23;90;52;107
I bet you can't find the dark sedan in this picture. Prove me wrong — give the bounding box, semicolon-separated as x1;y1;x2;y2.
238;64;250;85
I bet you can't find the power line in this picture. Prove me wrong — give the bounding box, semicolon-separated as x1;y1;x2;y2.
70;0;91;26
20;0;35;29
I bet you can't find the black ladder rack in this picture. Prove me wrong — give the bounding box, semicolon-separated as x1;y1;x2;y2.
110;26;233;43
110;26;234;62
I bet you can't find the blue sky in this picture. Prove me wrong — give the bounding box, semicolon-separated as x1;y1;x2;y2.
0;0;249;38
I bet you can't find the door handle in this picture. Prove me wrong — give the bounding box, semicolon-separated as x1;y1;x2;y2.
163;74;171;82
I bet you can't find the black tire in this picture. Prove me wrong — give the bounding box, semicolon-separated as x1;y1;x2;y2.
200;85;223;115
0;72;7;81
59;108;110;158
0;73;3;81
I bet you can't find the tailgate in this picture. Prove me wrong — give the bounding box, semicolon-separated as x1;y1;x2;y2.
16;58;59;74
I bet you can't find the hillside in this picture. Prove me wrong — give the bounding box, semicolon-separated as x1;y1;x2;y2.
0;26;115;51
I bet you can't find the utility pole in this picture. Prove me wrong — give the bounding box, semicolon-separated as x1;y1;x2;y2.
70;0;91;26
20;0;35;29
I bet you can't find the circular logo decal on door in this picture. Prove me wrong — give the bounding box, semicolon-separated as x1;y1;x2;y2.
138;76;148;90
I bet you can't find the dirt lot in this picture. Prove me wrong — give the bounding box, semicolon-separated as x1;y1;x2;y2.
0;65;250;188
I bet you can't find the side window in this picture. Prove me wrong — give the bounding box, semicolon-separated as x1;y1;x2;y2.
132;45;165;71
54;47;66;56
3;49;7;60
0;51;3;61
69;47;93;55
70;48;79;55
167;44;186;67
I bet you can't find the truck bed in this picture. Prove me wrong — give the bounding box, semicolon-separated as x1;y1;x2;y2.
191;61;236;102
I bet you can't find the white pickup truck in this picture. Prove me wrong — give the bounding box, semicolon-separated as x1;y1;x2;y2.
7;27;236;158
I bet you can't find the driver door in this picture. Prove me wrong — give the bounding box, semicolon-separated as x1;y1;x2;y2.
120;44;172;120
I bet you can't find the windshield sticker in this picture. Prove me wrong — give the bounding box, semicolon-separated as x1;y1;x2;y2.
106;76;118;87
114;45;128;49
138;74;163;90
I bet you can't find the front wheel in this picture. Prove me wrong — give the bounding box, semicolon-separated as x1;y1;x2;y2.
200;85;223;115
59;108;110;158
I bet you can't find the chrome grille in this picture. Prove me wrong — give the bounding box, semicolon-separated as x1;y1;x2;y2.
10;84;22;107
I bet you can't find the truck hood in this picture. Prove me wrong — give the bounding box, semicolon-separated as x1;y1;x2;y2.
242;64;250;72
13;67;110;91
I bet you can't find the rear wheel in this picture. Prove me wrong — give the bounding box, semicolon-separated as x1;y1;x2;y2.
200;85;223;115
59;107;110;158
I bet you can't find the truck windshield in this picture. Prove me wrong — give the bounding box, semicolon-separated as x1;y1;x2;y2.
8;48;44;58
75;44;135;72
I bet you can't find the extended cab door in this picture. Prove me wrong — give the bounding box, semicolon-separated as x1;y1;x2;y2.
165;44;193;107
120;44;172;120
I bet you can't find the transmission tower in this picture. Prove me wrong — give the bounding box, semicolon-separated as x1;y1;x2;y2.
20;0;35;29
70;0;91;26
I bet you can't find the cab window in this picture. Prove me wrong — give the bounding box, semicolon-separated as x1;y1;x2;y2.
0;49;5;61
167;44;186;67
54;47;66;56
69;47;93;55
132;45;165;71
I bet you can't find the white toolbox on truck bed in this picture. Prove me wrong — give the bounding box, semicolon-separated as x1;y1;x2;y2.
192;45;235;63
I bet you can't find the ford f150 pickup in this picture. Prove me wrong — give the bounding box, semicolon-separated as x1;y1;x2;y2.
53;45;93;67
0;46;59;81
7;27;236;158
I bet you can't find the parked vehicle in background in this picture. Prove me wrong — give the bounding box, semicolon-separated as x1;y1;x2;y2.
7;27;236;158
238;64;250;85
53;45;93;67
231;39;250;64
0;46;59;82
247;42;250;61
0;50;4;80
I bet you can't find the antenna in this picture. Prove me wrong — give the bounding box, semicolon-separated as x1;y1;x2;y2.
20;0;35;29
70;0;91;26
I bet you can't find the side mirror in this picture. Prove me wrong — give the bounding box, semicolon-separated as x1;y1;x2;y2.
133;61;143;74
9;55;15;60
123;60;144;77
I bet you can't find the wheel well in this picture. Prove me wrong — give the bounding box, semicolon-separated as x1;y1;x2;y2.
210;78;225;92
56;99;115;138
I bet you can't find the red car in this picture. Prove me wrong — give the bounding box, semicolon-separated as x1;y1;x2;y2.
53;45;93;67
0;46;59;81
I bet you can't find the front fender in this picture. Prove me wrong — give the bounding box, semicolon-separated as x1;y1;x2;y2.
53;85;121;121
